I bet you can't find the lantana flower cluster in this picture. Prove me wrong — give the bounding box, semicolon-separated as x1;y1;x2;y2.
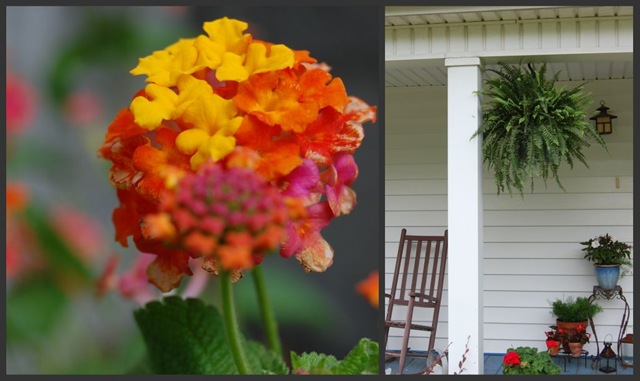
98;17;376;292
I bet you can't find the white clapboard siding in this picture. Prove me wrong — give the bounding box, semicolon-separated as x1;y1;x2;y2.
385;78;633;353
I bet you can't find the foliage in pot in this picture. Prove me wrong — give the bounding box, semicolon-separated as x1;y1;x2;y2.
581;233;632;267
565;324;591;345
544;329;560;356
551;296;602;323
581;234;632;288
472;61;607;196
502;347;561;375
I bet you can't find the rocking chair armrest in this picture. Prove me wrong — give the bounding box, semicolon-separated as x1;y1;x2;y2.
384;293;392;299
409;291;438;303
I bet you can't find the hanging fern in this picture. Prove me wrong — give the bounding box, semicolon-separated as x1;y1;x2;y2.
471;62;607;196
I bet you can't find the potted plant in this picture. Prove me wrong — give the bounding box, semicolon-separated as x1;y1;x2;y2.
544;328;561;356
550;296;602;351
502;346;562;375
564;324;591;357
581;233;633;289
472;61;607;196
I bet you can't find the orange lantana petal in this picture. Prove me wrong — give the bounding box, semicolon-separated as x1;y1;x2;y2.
146;250;192;292
295;232;334;273
131;128;190;203
234;116;301;180
295;107;347;165
112;189;143;247
235;71;317;133
298;69;349;112
102;108;148;145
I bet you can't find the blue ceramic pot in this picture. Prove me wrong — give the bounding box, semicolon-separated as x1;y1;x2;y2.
594;265;620;289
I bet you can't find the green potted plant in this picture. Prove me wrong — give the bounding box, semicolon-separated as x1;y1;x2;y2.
581;233;633;289
550;296;602;352
472;61;607;196
502;346;561;375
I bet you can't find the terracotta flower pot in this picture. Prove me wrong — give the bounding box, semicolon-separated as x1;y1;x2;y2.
568;342;584;357
548;345;560;356
556;320;588;352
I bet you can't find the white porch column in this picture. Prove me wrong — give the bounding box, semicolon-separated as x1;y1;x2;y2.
445;57;484;375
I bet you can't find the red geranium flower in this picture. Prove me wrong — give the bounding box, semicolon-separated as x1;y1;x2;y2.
503;351;521;366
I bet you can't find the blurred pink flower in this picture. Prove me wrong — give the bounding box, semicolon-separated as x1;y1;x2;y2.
97;253;210;305
64;90;104;126
6;72;37;135
97;252;156;305
50;205;105;263
118;252;156;305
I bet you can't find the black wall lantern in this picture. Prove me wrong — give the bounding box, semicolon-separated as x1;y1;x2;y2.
590;101;617;135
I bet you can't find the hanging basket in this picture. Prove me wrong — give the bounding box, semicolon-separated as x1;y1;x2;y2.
472;61;607;196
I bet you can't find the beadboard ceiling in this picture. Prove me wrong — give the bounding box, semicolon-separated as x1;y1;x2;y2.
385;6;634;87
385;6;633;27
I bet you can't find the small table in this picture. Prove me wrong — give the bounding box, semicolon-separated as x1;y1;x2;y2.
551;350;589;372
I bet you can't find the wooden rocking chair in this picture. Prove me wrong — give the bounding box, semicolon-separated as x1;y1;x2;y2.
384;228;448;374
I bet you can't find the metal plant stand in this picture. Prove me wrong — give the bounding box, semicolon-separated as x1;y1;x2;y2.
587;286;631;372
551;350;590;372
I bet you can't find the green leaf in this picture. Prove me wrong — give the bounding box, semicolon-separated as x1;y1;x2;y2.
291;338;379;375
134;297;237;374
133;296;287;375
335;338;379;375
245;341;289;375
290;351;340;374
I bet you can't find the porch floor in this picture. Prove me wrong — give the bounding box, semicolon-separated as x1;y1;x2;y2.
384;352;633;375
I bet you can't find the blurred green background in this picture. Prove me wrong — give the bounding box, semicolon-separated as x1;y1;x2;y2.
4;6;380;374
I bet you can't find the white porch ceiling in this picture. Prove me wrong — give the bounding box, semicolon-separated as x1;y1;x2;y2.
385;6;633;27
385;6;634;87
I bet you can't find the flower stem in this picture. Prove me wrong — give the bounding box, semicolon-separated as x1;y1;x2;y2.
251;264;282;357
220;270;251;374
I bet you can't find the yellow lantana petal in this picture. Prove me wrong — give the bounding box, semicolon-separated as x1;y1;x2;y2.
175;129;210;155
130;39;202;87
193;35;224;70
174;76;242;136
173;75;214;118
218;116;243;136
190;135;237;168
181;93;235;133
202;17;251;55
130;84;178;130
216;43;294;82
247;44;295;75
216;52;247;82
